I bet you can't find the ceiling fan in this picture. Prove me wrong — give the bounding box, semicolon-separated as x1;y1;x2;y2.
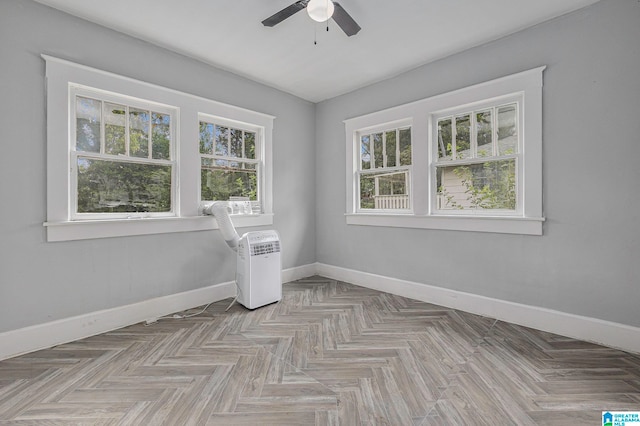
262;0;361;37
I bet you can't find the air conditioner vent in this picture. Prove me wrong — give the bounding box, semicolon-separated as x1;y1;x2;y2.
250;241;280;256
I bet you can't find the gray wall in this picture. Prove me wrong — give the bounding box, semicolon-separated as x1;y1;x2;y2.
1;0;638;336
315;0;640;327
0;0;316;332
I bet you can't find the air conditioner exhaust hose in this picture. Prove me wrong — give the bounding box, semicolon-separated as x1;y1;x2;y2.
204;202;240;252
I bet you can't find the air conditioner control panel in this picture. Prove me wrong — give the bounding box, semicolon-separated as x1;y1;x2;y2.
244;230;279;244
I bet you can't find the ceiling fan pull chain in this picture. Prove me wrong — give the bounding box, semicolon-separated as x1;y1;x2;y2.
325;0;329;32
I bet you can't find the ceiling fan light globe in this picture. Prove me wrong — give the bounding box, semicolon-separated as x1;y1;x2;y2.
307;0;334;22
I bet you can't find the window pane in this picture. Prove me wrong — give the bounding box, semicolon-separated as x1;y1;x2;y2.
360;135;370;170
151;112;171;160
215;125;229;156
76;97;101;153
399;128;411;166
498;104;517;155
359;170;409;210
242;162;257;170
199;122;214;154
77;157;172;213
436;159;516;210
437;118;452;161
230;128;243;158
385;130;396;168
373;133;383;168
244;132;256;159
476;110;493;158
129;108;149;158
201;158;257;201
455;114;471;160
104;102;126;155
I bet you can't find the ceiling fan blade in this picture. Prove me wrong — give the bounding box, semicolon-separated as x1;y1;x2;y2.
262;0;309;27
332;2;361;36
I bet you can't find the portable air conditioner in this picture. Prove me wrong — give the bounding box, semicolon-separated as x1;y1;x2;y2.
236;230;282;309
203;201;282;310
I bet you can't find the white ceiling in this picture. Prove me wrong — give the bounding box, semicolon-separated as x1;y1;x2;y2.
35;0;599;102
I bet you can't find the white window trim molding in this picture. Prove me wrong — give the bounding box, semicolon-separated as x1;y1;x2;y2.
196;113;264;208
70;85;180;221
43;55;274;242
430;95;523;216
355;119;413;213
344;66;545;236
44;214;275;242
345;214;543;235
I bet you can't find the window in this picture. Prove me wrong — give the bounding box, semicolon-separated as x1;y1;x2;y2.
199;118;262;213
357;124;412;211
72;87;176;219
345;67;545;235
44;55;274;241
434;100;520;214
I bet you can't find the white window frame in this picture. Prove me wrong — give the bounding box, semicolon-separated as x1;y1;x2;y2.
197;114;264;211
43;55;274;242
431;95;522;216
345;67;545;235
355;120;413;213
70;86;178;220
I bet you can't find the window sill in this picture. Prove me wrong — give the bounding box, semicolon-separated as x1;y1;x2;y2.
44;214;274;242
345;213;544;235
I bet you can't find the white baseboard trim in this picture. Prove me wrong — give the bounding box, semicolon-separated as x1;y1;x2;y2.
0;264;319;361
5;262;638;360
316;263;640;354
0;280;236;361
282;263;319;283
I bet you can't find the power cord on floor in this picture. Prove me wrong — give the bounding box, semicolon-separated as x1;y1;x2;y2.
224;280;243;312
144;280;243;325
144;302;213;326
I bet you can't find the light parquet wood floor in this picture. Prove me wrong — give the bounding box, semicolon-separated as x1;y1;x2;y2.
1;276;639;425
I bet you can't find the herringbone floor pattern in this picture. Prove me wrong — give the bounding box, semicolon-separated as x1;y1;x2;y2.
1;276;639;425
